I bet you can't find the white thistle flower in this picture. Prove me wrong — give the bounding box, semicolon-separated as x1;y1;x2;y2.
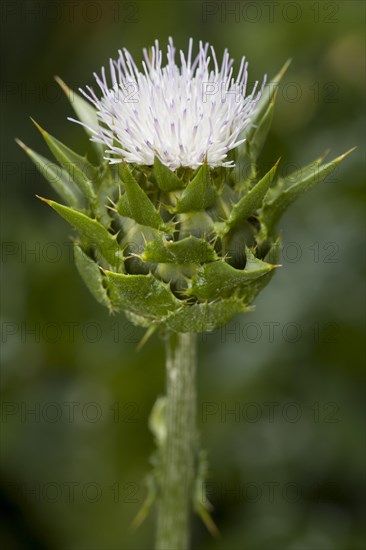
72;38;266;170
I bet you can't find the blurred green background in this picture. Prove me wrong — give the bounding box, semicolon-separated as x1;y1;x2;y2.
1;1;365;549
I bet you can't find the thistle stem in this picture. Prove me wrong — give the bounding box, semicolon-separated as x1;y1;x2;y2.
156;332;197;550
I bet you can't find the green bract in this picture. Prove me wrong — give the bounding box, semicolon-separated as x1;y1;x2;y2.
17;67;353;334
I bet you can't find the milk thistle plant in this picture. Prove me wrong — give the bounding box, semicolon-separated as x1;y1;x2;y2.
17;38;352;550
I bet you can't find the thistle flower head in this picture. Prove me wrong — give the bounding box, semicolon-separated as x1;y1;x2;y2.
19;47;352;334
74;38;265;170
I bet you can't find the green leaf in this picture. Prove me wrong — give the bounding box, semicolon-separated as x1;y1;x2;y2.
74;244;112;309
241;59;291;144
116;193;132;218
265;154;327;203
164;298;251;333
187;250;277;301
246;99;275;163
176;163;216;212
245;247;274;271
141;235;218;264
38;197;123;268
31;118;97;203
120;163;165;229
55;76;104;159
95;176;120;228
104;271;180;319
261;148;355;232
224;160;279;233
16;139;80;207
153;156;184;191
282;155;327;189
178;211;215;240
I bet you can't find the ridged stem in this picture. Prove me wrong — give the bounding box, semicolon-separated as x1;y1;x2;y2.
156;332;197;550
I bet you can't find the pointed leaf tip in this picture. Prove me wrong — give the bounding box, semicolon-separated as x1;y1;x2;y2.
15;138;28;151
176;163;216;212
153;156;184;191
278;58;292;77
54;75;69;94
338;146;357;160
36;195;51;204
30;117;46;135
21;145;81;207
44;201;123;267
31;124;97;203
261;148;355;233
119;162;165;229
319;149;330;162
226;160;279;231
54;77;104;159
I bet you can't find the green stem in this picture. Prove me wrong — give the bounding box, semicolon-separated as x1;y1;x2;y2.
156;332;197;550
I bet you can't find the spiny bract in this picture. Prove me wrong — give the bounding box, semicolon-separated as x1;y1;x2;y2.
17;40;352;334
